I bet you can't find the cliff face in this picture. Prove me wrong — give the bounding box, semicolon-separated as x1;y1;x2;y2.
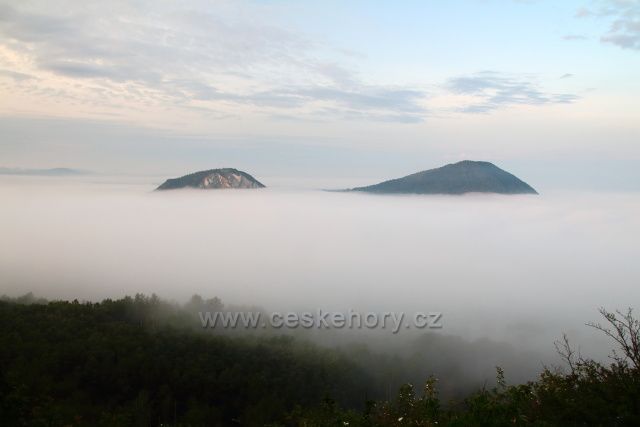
156;168;265;190
350;161;538;195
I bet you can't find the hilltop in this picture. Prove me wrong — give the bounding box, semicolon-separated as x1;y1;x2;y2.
156;168;265;190
349;161;538;195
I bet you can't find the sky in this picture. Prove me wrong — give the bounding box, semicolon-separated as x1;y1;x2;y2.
0;0;639;189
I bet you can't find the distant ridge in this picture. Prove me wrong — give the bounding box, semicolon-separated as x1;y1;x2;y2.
156;168;265;190
0;167;88;176
347;161;538;195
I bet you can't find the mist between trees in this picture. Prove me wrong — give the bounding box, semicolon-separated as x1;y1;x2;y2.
2;292;639;426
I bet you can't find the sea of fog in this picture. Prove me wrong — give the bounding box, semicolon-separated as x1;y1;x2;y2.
1;174;639;364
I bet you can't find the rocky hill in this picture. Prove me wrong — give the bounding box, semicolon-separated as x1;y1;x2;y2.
156;168;265;190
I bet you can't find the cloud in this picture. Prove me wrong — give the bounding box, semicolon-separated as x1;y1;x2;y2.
560;73;574;79
0;69;34;81
575;7;593;18
446;71;579;113
575;0;640;51
1;182;638;365
0;1;583;123
0;1;427;123
563;34;588;40
149;80;428;125
601;0;640;50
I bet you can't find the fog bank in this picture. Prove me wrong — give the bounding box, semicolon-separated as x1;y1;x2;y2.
1;176;639;360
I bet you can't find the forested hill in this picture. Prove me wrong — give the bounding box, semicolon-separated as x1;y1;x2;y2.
0;296;371;426
2;295;639;426
350;160;538;195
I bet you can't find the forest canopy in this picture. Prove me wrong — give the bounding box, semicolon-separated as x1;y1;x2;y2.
1;294;639;426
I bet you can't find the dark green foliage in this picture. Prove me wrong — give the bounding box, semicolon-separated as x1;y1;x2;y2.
0;295;371;426
290;362;640;426
2;297;639;426
291;309;640;427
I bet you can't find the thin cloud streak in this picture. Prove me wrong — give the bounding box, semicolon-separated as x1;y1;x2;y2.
562;34;588;40
446;71;579;114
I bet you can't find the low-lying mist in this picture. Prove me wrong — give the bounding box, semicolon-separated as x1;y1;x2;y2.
1;175;639;384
